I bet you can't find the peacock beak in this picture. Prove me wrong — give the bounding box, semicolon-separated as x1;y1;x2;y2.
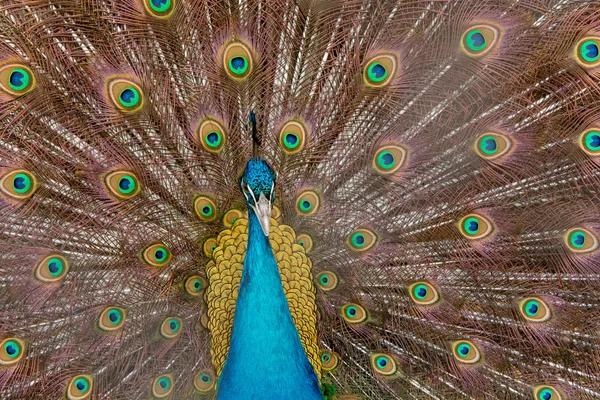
250;192;272;236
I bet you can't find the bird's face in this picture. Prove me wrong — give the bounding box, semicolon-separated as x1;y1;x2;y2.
240;158;276;236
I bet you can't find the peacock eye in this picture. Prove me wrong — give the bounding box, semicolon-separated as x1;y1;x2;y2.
103;170;141;200
363;54;398;87
203;237;218;257
316;271;338;291
142;243;172;268
296;233;313;252
152;374;173;398
408;282;440;306
223;209;243;228
519;297;551;322
35;254;69;283
193;371;215;392
0;64;35;95
346;228;378;252
0;338;25;365
160;317;182;339
575;37;600;68
279;120;308;154
461;25;500;57
458;213;494;240
0;169;37;200
451;340;481;364
98;306;126;331
534;386;562;400
320;350;339;371
370;353;397;376
475;132;512;160
107;78;144;112
194;196;217;222
66;375;93;400
295;190;320;216
195;118;226;154
223;41;253;80
580;128;600;156
185;275;206;296
143;0;175;17
341;303;368;324
373;145;407;175
564;227;598;253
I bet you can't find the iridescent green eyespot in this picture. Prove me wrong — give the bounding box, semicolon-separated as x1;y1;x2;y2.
296;190;320;216
363;54;398;87
0;64;36;95
580;128;600;156
0;338;25;365
160;317;182;339
370;353;397;376
279;120;308;154
320;350;340;371
575;37;600;68
519;297;551;322
316;271;338;291
98;306;126;331
346;228;377;252
145;0;175;17
461;25;500;57
66;374;93;400
152;374;173;398
408;282;440;306
104;170;141;200
475;132;512;160
107;77;144;112
35;254;69;283
223;41;253;80
194;196;218;222
564;227;598;254
451;340;481;364
341;303;368;324
142;243;172;268
0;169;37;200
194;371;215;392
534;385;562;400
458;213;494;240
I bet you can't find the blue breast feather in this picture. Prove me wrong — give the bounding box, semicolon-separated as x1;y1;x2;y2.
216;209;323;399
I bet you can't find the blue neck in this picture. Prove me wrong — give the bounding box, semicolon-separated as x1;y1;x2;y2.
216;210;322;400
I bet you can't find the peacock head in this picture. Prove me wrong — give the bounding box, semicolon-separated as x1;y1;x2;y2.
240;157;276;236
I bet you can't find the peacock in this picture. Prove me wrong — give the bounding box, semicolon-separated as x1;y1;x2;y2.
2;0;600;398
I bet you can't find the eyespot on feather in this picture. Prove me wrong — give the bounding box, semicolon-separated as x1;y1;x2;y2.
451;340;481;364
34;253;69;283
320;350;339;371
370;353;397;376
0;64;35;95
408;282;440;306
0;338;25;366
185;275;206;296
152;374;173;398
160;317;182;339
195;118;226;154
279;120;308;154
461;24;500;57
0;169;37;200
346;228;378;252
193;371;215;392
534;385;563;400
579;128;600;156
373;145;407;175
519;297;552;323
103;170;141;200
107;78;144;112
564;227;598;254
66;374;93;400
222;41;253;80
295;190;320;216
98;306;126;331
363;54;398;87
475;132;512;160
458;213;494;240
574;37;600;69
142;243;172;268
296;233;313;252
203;237;218;257
223;209;243;227
143;0;175;18
316;271;338;291
341;303;368;324
194;196;217;222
